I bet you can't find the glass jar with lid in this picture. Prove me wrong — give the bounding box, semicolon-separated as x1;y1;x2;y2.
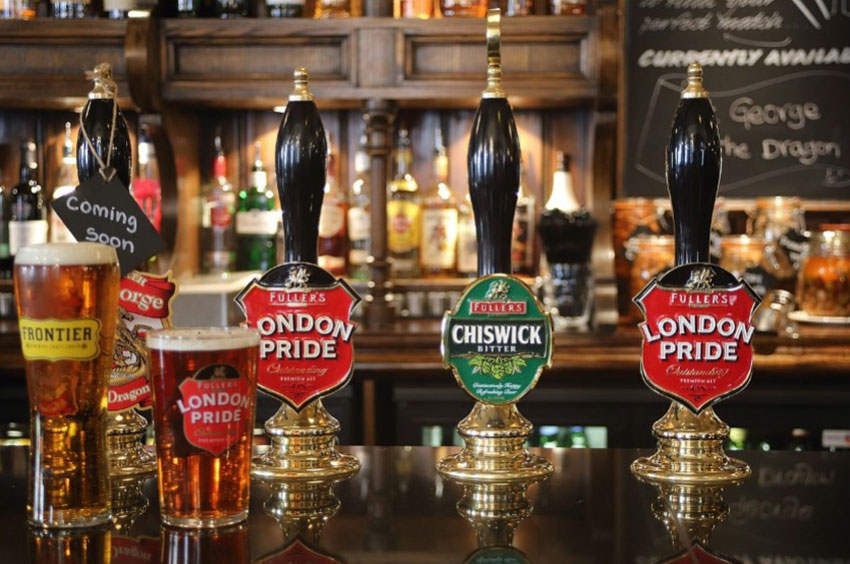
628;235;675;310
748;196;808;271
796;229;850;318
719;235;792;298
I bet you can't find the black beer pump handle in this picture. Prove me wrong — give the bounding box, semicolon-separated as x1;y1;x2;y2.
666;63;721;267
275;67;328;265
467;9;521;277
76;63;132;190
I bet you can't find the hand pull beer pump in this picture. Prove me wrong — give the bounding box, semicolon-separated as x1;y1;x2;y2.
77;63;158;478
438;10;554;483
631;64;759;485
237;68;360;482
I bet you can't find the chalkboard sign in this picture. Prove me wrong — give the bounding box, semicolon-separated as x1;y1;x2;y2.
623;1;850;199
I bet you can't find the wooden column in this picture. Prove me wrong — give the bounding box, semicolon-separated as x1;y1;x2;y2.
362;99;395;330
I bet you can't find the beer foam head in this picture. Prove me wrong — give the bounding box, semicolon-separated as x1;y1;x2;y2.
15;242;118;266
147;327;260;352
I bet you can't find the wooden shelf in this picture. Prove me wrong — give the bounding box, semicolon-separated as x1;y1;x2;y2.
0;20;132;109
160;16;598;109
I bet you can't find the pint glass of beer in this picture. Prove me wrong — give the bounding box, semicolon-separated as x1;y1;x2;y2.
14;242;120;528
147;327;259;528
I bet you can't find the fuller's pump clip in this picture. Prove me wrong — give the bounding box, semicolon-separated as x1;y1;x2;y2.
236;68;360;482
631;64;760;485
438;10;554;484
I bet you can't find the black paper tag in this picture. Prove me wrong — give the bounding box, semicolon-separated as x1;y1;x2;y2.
52;172;166;276
779;228;809;271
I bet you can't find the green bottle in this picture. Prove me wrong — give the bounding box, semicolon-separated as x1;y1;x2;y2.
236;142;278;271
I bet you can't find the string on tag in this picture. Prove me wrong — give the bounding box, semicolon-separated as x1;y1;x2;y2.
79;63;119;183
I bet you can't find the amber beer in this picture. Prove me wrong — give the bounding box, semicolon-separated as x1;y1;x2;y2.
147;327;259;528
14;242;120;528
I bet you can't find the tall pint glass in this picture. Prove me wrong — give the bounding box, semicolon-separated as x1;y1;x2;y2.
147;327;259;528
14;242;120;528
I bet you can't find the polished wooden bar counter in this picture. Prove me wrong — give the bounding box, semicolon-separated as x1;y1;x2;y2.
1;445;847;562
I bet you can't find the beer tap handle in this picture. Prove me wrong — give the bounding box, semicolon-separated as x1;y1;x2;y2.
275;67;328;265
468;9;521;277
77;63;132;189
666;63;721;267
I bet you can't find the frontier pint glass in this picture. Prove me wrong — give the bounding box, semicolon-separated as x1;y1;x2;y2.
14;242;120;528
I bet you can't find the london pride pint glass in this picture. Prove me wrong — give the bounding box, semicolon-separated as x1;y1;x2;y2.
147;327;259;528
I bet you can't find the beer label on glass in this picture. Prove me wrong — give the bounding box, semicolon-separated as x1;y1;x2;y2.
387;201;420;253
235;262;360;411
110;270;177;413
178;363;252;457
442;274;552;404
634;265;760;414
19;317;101;362
236;210;279;236
8;219;48;256
421;208;458;269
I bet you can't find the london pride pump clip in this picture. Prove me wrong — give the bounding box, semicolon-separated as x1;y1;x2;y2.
631;64;760;485
438;10;554;485
236;68;360;482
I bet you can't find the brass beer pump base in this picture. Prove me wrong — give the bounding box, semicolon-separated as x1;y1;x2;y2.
107;410;156;477
252;399;359;482
437;402;553;483
631;402;750;485
263;479;341;543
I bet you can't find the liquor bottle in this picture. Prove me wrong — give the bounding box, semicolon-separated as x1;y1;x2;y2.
399;0;432;18
387;127;421;278
439;0;485;17
317;133;348;276
511;157;535;275
313;0;350;18
133;125;162;233
9;140;48;260
0;171;9;280
215;0;247;17
550;0;585;15
236;142;278;271
504;0;530;16
420;125;457;277
103;0;133;18
50;122;77;243
199;133;236;274
538;152;597;327
347;133;371;280
456;191;476;277
176;0;199;16
50;0;88;18
266;0;303;16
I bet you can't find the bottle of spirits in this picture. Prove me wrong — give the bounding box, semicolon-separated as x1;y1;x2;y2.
132;125;162;233
511;157;535;275
347;132;371;280
538;152;597;328
0;170;10;280
199;133;236;274
215;0;247;17
266;0;303;16
439;0;485;17
103;0;133;18
50;122;77;243
420;125;457;277
236;142;278;271
387;127;421;278
456;191;477;278
313;0;350;18
9;140;48;260
399;0;432;18
318;133;348;276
